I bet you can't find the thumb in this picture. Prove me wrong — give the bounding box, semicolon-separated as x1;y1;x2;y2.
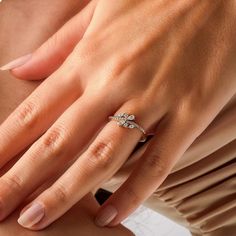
0;0;97;80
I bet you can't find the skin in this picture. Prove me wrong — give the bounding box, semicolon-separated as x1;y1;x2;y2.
0;1;133;235
0;193;133;236
0;0;236;231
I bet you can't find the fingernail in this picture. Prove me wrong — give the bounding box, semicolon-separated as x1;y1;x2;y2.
0;54;32;71
18;202;45;228
95;205;118;227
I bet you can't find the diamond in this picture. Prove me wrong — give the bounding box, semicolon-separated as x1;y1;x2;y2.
128;115;135;120
122;113;129;118
123;123;129;127
118;120;126;126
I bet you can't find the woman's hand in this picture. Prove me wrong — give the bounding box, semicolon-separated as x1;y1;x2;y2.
0;0;236;230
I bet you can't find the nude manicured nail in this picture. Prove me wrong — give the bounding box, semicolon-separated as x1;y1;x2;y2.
95;205;118;227
18;202;45;228
0;54;32;71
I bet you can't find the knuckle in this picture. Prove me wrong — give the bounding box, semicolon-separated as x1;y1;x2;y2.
87;140;115;169
175;99;200;126
52;183;68;204
143;152;168;178
74;37;97;62
15;101;38;128
124;186;141;206
41;124;68;156
108;56;127;78
1;175;23;193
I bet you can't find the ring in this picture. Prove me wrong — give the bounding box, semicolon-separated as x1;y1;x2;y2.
108;113;147;142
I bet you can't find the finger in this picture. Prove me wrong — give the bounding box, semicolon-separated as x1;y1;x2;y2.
0;64;82;168
7;0;97;80
0;90;113;221
100;135;154;191
16;103;162;230
96;112;202;227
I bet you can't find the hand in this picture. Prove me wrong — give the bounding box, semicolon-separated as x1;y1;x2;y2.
0;0;236;230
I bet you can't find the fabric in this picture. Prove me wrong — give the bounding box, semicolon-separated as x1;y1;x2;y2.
103;94;236;236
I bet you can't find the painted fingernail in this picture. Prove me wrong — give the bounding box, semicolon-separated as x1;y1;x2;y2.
17;202;45;228
0;54;32;71
95;205;118;227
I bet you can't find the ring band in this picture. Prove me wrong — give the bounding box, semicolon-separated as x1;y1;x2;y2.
108;113;147;142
